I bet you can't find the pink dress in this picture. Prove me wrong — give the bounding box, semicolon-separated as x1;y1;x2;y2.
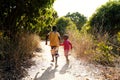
61;40;72;56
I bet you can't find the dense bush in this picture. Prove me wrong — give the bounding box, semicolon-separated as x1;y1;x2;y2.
89;1;120;35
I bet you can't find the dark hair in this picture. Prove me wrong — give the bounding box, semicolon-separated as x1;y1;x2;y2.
52;26;57;31
63;34;69;39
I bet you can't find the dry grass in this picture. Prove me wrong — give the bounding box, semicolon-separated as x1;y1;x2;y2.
18;33;41;58
0;33;41;79
68;30;119;64
68;30;95;61
67;30;120;80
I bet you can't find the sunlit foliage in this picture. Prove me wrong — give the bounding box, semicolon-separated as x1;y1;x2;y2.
65;12;87;30
89;0;120;35
0;0;55;37
55;17;77;36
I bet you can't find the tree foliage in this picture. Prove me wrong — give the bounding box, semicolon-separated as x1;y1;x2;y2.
89;1;120;35
65;12;87;30
0;0;55;37
33;8;58;33
55;17;77;35
0;0;56;79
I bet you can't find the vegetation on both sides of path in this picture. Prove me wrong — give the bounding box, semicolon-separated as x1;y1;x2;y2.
0;0;120;79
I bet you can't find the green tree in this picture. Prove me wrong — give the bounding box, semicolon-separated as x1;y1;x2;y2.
89;1;120;35
21;7;58;34
0;0;55;38
65;12;87;30
55;17;77;35
0;0;56;79
34;8;58;38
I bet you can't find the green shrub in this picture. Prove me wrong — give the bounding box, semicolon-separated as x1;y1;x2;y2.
93;41;115;66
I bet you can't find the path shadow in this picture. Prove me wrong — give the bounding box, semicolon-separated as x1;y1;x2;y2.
33;72;40;80
59;63;69;74
35;66;56;80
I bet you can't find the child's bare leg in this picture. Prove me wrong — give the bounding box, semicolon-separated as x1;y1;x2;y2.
51;54;54;62
55;56;58;67
55;50;59;67
51;48;55;62
65;51;69;63
65;56;69;63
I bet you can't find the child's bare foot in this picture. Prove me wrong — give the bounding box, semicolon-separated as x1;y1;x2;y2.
55;64;58;68
66;59;69;64
51;60;54;62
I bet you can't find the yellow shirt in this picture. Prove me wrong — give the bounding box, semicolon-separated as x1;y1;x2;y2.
48;31;60;46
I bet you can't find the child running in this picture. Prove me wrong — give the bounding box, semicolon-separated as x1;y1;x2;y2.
60;34;72;63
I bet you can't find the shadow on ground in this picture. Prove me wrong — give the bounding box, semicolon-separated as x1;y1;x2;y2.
59;63;69;74
34;66;57;80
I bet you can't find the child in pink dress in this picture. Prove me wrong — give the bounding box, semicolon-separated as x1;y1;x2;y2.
60;34;72;63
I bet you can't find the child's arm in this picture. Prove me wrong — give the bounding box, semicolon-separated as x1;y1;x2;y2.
69;41;72;49
60;43;64;46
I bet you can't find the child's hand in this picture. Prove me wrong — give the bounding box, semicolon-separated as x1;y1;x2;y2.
60;43;63;46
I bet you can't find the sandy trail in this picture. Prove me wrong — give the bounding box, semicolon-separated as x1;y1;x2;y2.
23;41;104;80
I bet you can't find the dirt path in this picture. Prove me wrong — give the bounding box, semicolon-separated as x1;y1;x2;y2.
22;41;104;80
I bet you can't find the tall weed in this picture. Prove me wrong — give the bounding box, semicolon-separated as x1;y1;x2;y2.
67;30;95;60
0;33;41;79
67;30;119;66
